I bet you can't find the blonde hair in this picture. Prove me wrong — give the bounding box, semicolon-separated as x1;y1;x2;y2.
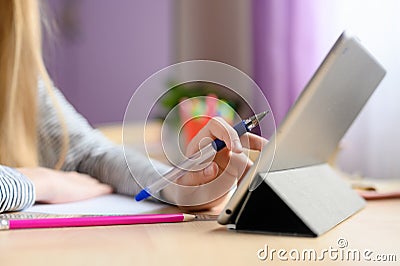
0;0;68;169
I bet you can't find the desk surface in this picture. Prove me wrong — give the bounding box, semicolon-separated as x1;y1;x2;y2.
0;199;399;266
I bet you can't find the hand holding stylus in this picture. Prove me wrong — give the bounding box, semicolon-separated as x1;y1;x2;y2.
180;116;267;187
146;113;268;211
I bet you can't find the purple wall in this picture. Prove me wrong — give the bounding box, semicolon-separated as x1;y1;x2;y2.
252;0;320;125
45;0;172;125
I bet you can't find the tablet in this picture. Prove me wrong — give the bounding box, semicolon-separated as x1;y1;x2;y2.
218;31;386;225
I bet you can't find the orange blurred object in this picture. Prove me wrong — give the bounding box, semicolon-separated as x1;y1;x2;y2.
182;116;211;145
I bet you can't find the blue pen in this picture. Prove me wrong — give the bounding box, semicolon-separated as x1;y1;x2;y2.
135;111;269;201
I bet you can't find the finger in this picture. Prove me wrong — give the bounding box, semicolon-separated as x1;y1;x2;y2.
214;151;252;178
96;183;113;195
68;172;113;194
177;162;219;186
84;183;113;199
239;133;268;151
186;117;242;156
67;171;98;183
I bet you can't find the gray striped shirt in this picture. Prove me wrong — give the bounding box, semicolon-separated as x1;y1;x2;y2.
0;82;168;213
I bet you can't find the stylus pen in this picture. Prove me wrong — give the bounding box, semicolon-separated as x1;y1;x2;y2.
0;213;196;230
135;111;269;201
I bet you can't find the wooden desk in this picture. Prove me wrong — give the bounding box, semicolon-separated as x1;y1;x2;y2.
0;199;399;265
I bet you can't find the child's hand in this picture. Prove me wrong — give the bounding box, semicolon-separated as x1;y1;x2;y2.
17;167;113;203
163;117;267;211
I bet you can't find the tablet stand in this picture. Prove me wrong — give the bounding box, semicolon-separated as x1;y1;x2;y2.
234;164;365;237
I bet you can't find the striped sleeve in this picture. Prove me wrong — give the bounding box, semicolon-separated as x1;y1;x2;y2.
0;166;35;213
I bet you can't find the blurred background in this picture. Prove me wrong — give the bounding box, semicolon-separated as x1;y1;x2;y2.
42;0;400;180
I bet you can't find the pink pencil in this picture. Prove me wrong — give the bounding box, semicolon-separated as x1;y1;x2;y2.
0;213;195;230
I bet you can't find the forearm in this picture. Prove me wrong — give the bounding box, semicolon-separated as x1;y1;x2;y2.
75;146;139;196
76;145;170;197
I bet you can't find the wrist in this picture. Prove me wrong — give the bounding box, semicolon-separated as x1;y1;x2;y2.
17;168;51;203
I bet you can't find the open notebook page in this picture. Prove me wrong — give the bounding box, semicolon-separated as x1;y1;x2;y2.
24;194;167;215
